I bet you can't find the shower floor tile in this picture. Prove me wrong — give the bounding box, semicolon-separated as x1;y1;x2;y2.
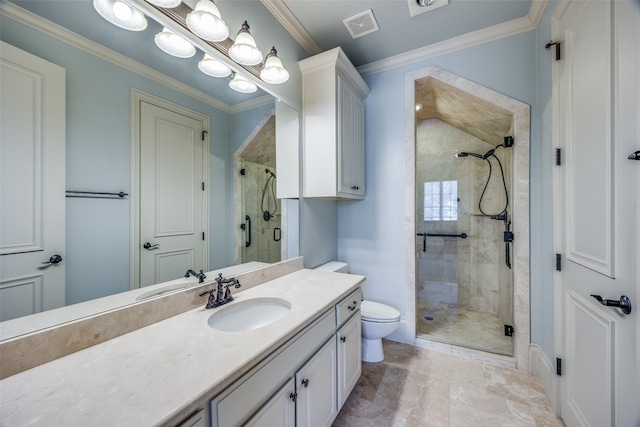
416;300;513;355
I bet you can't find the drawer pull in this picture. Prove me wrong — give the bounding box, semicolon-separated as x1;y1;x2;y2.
340;336;346;343
347;301;357;311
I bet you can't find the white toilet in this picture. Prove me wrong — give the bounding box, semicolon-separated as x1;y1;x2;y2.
314;261;401;363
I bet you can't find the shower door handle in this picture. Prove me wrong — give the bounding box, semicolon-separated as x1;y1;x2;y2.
244;215;251;247
416;233;427;252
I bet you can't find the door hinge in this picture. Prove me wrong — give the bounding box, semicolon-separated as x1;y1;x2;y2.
202;232;205;241
556;357;562;376
202;182;205;191
202;130;208;141
556;253;562;271
504;325;514;337
555;148;562;166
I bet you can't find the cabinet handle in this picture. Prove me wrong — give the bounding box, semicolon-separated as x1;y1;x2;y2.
289;392;297;402
340;336;346;343
351;185;359;190
302;378;309;388
347;301;357;311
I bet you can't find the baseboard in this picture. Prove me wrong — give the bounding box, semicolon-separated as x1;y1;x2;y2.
529;344;560;416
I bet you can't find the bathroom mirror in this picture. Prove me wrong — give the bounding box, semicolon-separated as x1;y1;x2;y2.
0;0;300;337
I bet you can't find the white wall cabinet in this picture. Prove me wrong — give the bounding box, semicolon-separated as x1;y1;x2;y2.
299;47;370;200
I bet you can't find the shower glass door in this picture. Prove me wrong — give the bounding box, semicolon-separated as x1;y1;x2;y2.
415;117;514;356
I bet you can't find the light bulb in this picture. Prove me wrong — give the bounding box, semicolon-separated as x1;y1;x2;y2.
93;0;147;31
198;54;232;78
186;0;229;42
229;74;257;93
146;0;182;7
112;1;132;21
154;27;196;58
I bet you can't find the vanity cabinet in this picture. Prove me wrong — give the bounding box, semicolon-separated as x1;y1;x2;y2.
208;288;361;427
299;47;370;200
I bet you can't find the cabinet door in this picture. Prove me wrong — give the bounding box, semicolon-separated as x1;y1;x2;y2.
296;336;338;427
176;409;205;427
337;75;364;198
337;312;362;408
245;379;296;427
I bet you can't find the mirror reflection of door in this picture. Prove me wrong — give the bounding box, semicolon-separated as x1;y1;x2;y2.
137;96;210;287
0;42;66;321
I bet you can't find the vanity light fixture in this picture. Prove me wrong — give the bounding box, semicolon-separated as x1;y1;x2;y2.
229;73;258;93
229;21;263;66
145;0;182;8
186;0;229;42
154;27;196;58
260;47;289;84
93;0;147;31
198;54;232;78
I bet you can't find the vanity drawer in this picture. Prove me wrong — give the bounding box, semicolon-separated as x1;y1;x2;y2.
336;288;361;328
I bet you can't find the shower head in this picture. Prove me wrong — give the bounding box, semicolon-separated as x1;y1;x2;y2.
265;168;276;178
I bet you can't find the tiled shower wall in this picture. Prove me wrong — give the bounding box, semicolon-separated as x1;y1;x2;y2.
416;119;513;325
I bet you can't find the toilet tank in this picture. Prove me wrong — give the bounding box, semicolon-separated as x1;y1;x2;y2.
314;261;349;273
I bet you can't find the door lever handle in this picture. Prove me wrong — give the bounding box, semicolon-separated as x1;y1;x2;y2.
628;150;640;160
143;242;159;250
42;254;63;265
590;294;632;315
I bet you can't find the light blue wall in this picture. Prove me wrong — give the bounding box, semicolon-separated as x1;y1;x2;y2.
337;30;544;345
1;16;233;304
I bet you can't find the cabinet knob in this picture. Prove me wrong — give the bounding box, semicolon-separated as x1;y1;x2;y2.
302;378;310;388
289;392;297;402
340;336;346;343
351;185;359;190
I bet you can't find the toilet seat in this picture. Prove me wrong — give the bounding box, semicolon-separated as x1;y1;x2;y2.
361;300;400;323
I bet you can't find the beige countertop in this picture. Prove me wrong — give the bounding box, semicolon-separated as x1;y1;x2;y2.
0;269;364;426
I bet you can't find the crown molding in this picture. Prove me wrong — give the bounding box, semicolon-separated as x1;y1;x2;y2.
229;94;275;114
356;0;547;76
0;2;233;113
260;0;322;55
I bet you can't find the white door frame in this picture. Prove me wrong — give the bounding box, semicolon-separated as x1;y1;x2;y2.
404;67;531;370
129;88;210;289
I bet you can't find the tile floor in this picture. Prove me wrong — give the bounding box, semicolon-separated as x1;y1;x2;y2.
333;340;564;427
416;300;513;355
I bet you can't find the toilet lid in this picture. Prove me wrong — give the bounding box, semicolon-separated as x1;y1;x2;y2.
361;300;400;322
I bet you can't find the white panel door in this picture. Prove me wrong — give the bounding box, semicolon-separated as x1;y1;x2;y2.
0;41;65;321
554;1;639;425
139;101;207;287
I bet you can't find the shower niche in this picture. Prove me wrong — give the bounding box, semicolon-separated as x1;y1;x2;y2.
407;67;530;366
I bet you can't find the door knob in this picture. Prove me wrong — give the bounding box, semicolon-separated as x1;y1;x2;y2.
143;242;159;250
42;254;63;265
590;294;632;315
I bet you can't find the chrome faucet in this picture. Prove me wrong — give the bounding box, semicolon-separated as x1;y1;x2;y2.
185;269;207;283
198;273;241;309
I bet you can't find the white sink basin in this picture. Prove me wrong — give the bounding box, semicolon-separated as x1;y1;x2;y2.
207;298;291;332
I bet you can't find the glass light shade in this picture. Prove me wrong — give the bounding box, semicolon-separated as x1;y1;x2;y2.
146;0;182;7
93;0;147;31
186;0;229;42
229;74;257;93
154;27;196;58
229;21;263;66
198;54;232;78
260;47;289;84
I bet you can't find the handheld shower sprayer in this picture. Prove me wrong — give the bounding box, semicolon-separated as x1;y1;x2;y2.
265;168;276;178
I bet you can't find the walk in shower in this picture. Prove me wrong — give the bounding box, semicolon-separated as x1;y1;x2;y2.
234;113;282;264
407;69;530;360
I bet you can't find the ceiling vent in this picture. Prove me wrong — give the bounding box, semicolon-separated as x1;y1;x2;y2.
343;9;379;39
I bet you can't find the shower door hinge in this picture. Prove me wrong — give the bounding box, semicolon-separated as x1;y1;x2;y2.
504;231;514;243
504;325;514;337
556;358;562;376
555;148;562;166
503;136;514;147
556;253;562;271
202;130;208;141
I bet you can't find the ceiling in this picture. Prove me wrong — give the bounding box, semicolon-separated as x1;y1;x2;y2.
278;0;533;68
4;0;534;107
